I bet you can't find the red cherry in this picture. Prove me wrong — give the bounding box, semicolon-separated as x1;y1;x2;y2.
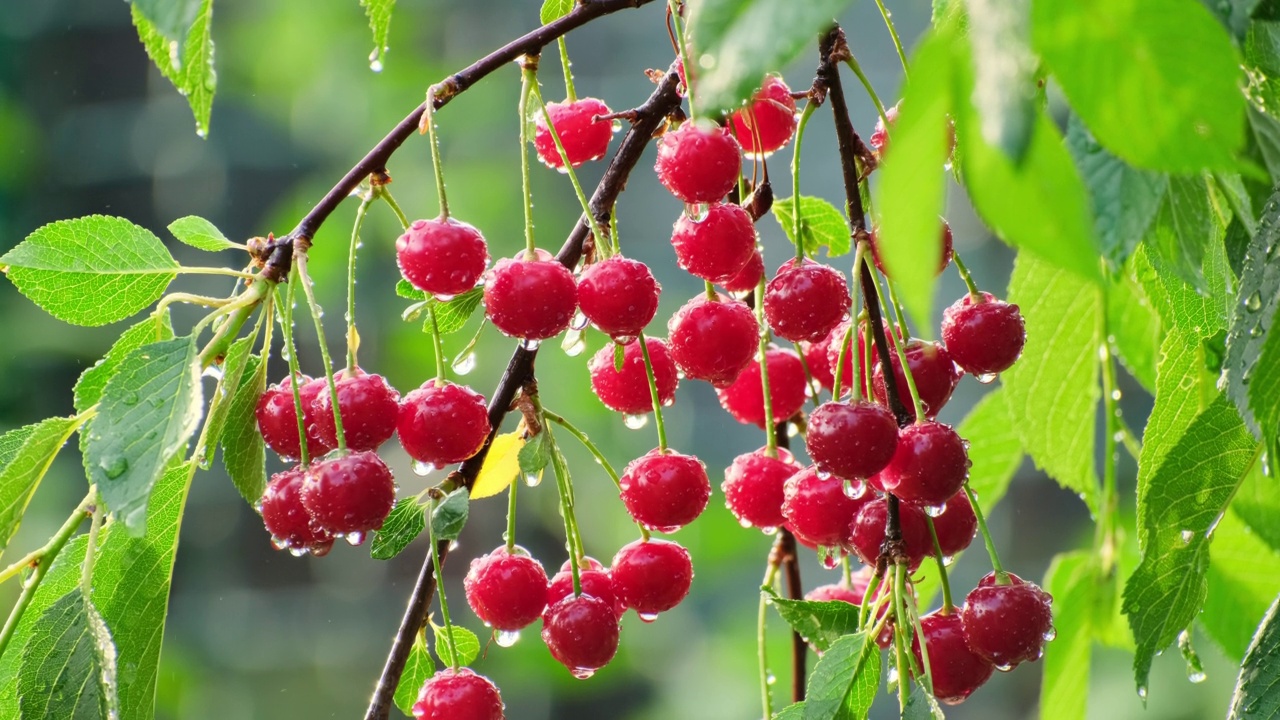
396;218;489;299
763;259;851;343
300;450;396;539
781;466;868;549
720;248;765;293
260;467;334;556
960;572;1054;670
670;203;757;283
412;668;505;720
871;339;962;417
911;612;995;705
541;594;620;678
463;546;549;631
805;567;873;605
311;368;400;451
255;374;334;461
610;538;693;616
869;104;898;152
535;97;615;169
878;421;969;508
715;346;807;428
931;491;978;557
868;221;953;277
618;448;711;533
940;292;1026;376
547;560;625;619
588;337;678;415
654;122;742;203
397;381;491;467
483;250;578;341
577;256;661;341
801;334;835;391
667;295;759;387
805;400;900;480
721;447;799;529
730;75;798;155
849;498;932;571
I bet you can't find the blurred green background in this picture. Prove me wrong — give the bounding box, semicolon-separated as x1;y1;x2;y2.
0;1;1244;718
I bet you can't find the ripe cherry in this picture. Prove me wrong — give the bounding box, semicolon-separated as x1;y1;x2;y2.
801;334;835;392
878;421;969;508
781;466;868;549
588;337;678;415
912;611;995;705
398;381;491;467
868;222;953;277
541;594;621;678
805;567;873;605
931;491;978;557
670;202;757;283
849;497;931;571
483;249;578;341
667;295;759;387
763;259;851;343
610;538;694;616
547;559;625;619
577;256;660;341
805;400;899;480
464;546;550;631
872;339;962;417
311;368;400;451
256;374;334;461
869;104;898;152
300;450;396;540
721;447;799;530
715;346;807;428
720;248;765;293
260;467;333;556
412;668;505;720
535;97;615;170
654;121;742;203
960;572;1054;670
618;449;710;533
730;75;798;155
396;218;489;299
941;292;1026;377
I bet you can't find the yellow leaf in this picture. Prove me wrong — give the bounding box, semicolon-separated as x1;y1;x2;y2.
470;431;524;499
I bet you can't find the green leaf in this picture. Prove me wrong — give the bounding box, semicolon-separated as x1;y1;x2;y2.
1107;264;1163;393
220;353;267;504
688;0;856;114
1228;591;1280;719
959;388;1023;509
1223;187;1280;440
966;0;1036;161
772;196;851;259
167;216;238;252
1039;551;1096;720
1123;396;1259;694
131;0;216;137
84;338;201;534
393;631;434;716
371;498;426;560
424;287;485;336
433;624;481;667
802;632;879;720
396;279;426;300
18;589;119;720
1003;253;1101;512
765;591;860;653
1032;0;1245;173
1143;176;1218;292
540;0;574;23
774;703;806;720
360;0;396;70
518;429;552;476
1234;464;1280;552
198;333;256;467
131;0;201;46
0;417;85;555
1203;508;1280;660
430;488;469;541
1132;244;1232;339
901;686;944;719
73;311;174;413
0;216;178;327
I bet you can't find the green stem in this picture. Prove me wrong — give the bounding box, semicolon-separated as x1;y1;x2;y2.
964;485;1006;579
531;76;608;250
1097;339;1121;575
424;87;451;219
901;569;936;697
427;303;446;385
380;189;411;229
793;341;823;409
557;37;577;100
759;563;781;720
178;267;259;281
754;280;778;458
832;322;853;402
870;272;926;422
891;564;911;709
951;250;982;301
859;570;883;632
841;555;853;587
667;0;696;121
925;517;953;613
635;331;670;452
541;408;651;540
1120;417;1143;461
790;103;817;262
847;243;868;401
196;281;269;367
428;506;460;670
345;195;375;373
157;292;233;313
546;425;584;595
80;495;103;597
704;280;717;301
295;250;348;452
518;63;537;258
861;313;876;400
505;468;519;553
280;276;311;467
843;56;889;128
873;0;910;77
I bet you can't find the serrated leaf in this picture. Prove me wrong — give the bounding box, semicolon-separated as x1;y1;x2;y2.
1132;243;1232;339
0;417;85;555
540;0;574;23
774;704;806;720
167;216;237;252
430;488;469;541
371;498;426;560
424;287;485;336
199;333;256;466
772;196;851;259
802;632;878;720
688;0;857;114
132;0;201;46
1234;463;1280;552
1228;590;1280;719
765;591;860;653
1223;187;1280;440
1039;551;1096;720
73;311;175;413
471;431;522;500
518;430;552;476
1;216;178;327
1143;175;1218;292
394;631;435;716
84;338;201;534
1003;253;1101;512
396;279;426;300
18;589;118;720
1203;508;1280;660
220;353;266;504
902;686;944;720
1032;0;1245;173
360;0;396;70
966;0;1035;161
1107;264;1162;393
433;624;480;667
131;0;216;137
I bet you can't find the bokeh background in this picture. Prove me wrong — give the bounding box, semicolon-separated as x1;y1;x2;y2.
0;1;1243;718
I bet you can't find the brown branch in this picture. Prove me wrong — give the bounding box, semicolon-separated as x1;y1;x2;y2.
772;425;806;703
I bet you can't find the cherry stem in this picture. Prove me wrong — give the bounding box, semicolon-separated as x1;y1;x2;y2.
345;193;375;373
1097;336;1121;576
925;517;954;613
427;506;461;671
842;55;889;129
862;317;875;399
951;250;983;301
296;249;348;452
901;568;937;697
667;0;695;122
542;408;649;541
531;70;609;253
635;330;670;452
891;564;912;709
840;555;853;587
178;266;259;281
426;302;446;385
80;496;103;597
792;341;823;409
790;103;817;262
831;322;853;402
558;37;577;101
964;484;1006;579
858;569;883;632
379;188;411;230
423;89;451;220
873;0;910;76
704;280;717;301
753;279;779;458
868;270;926;423
546;424;585;596
279;274;311;467
758;560;781;720
505;459;519;554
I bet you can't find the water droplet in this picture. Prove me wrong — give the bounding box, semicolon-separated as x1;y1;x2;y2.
1181;529;1194;544
570;311;589;331
524;472;542;487
571;667;596;680
522;339;541;351
1187;669;1207;684
637;612;659;623
451;352;477;375
561;329;586;357
759;526;778;535
1250;323;1264;338
765;672;776;686
100;456;129;479
994;662;1014;672
786;423;799;437
495;629;520;647
412;461;436;476
683;202;710;222
121;392;140;406
1111;389;1122;401
623;414;649;430
923;503;947;518
738;518;754;529
974;372;998;384
842;479;865;499
1042;627;1057;642
345;531;366;546
1137;684;1148;700
287;545;308;557
1246;291;1263;311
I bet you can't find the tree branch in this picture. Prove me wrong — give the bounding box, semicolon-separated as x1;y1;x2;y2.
772;425;806;703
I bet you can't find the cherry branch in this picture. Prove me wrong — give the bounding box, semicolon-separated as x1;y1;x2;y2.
773;427;806;703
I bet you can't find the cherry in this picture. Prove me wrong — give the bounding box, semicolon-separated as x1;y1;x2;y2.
763;259;851;343
255;374;334;461
960;572;1054;670
547;559;625;619
730;75;798;155
781;466;868;549
259;467;333;556
311;368;400;451
878;421;969;508
483;249;578;341
618;448;710;533
721;447;799;529
577;256;661;341
805;400;899;480
849;498;931;571
300;450;396;540
931;491;978;557
588;337;678;415
868;222;953;278
541;594;620;677
801;335;835;392
610;538;693;616
535;97;615;170
871;339;962;417
719;248;765;294
715;346;807;428
670;202;757;283
464;546;550;631
398;381;491;467
941;292;1026;377
911;612;995;705
805;567;872;605
412;667;505;720
667;295;759;387
869;104;897;152
396;218;489;299
654;121;742;203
